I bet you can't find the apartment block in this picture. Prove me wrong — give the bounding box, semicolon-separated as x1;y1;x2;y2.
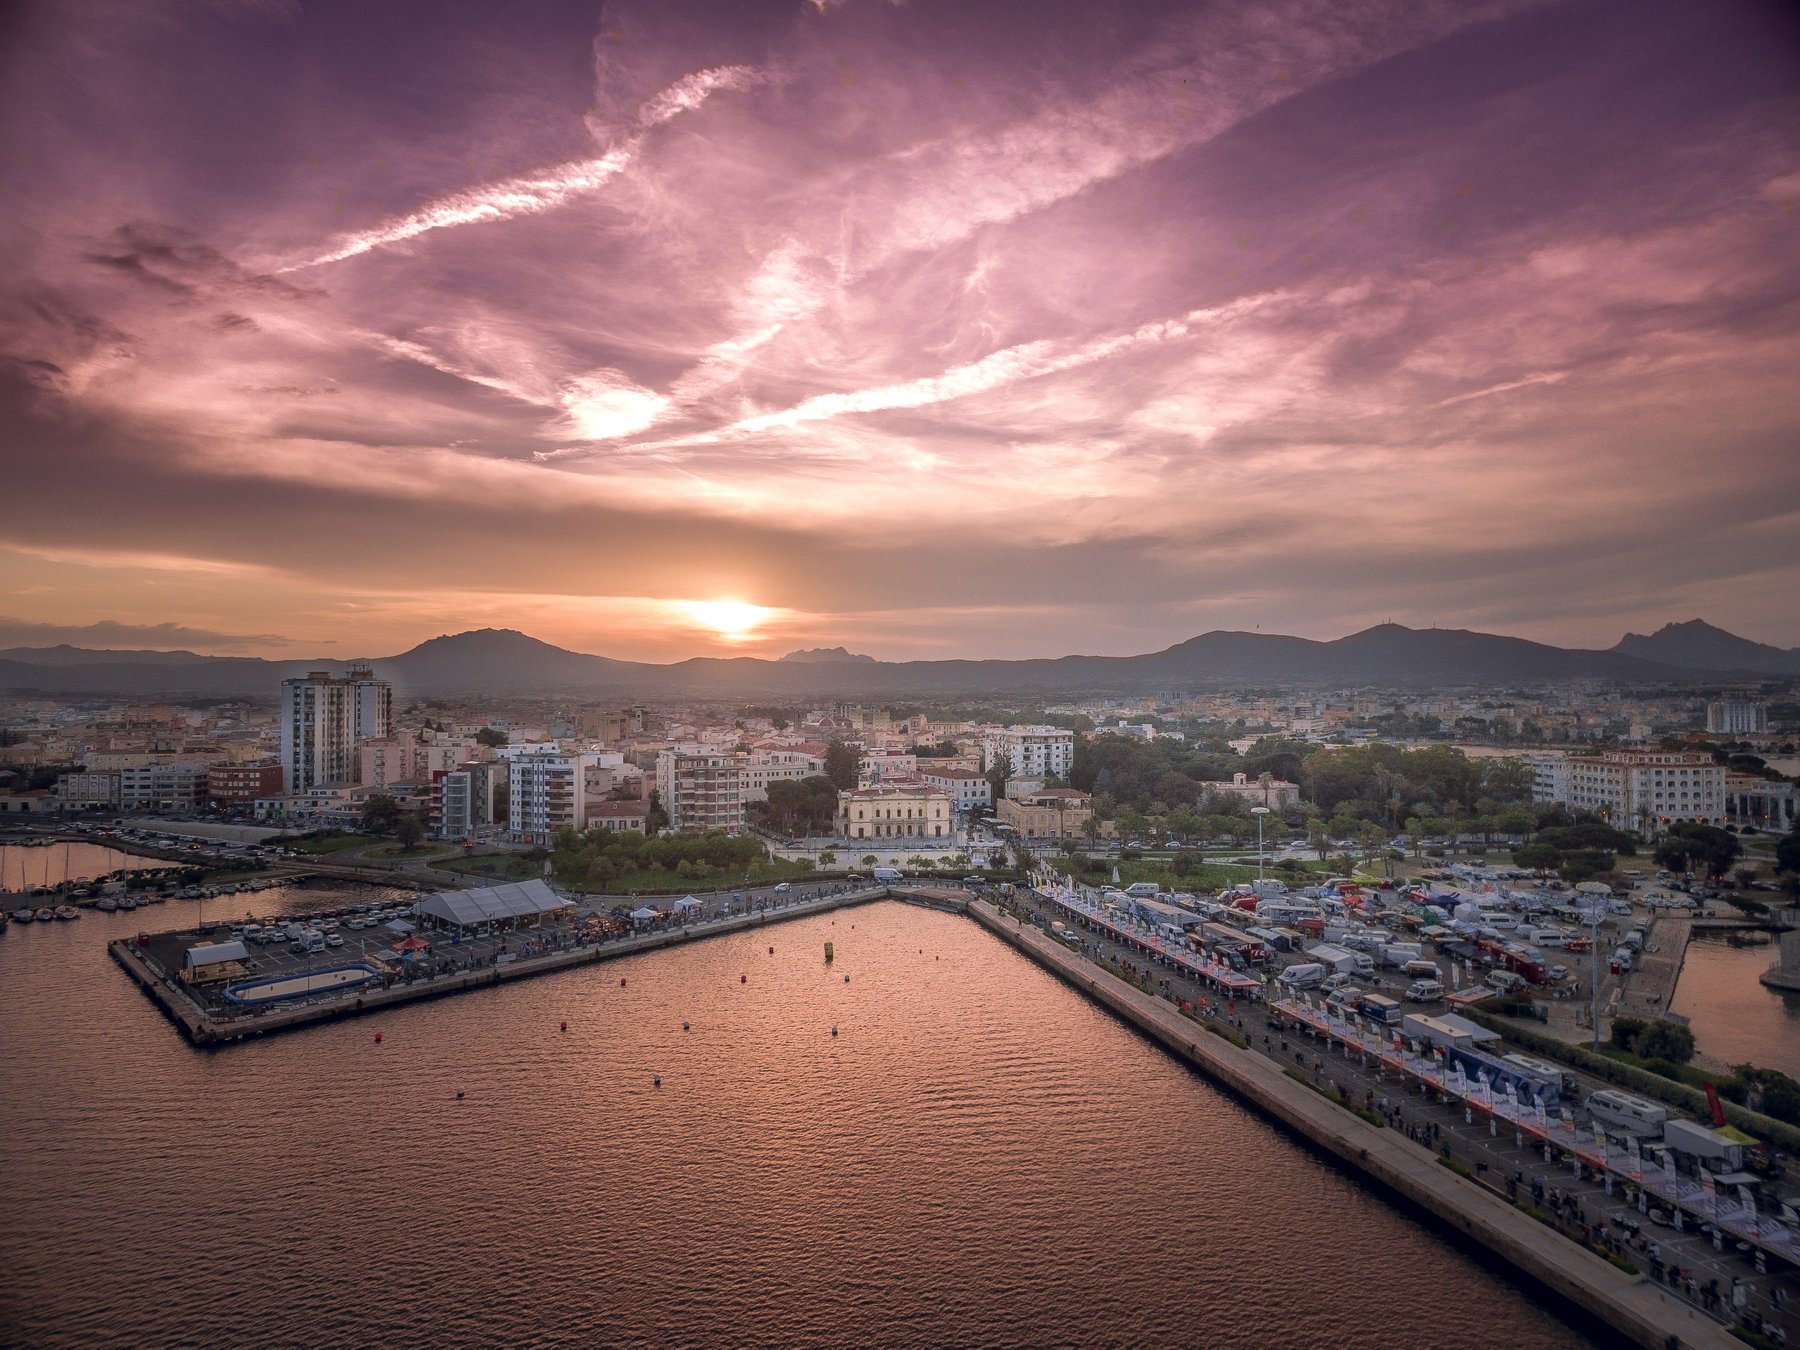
655;746;745;833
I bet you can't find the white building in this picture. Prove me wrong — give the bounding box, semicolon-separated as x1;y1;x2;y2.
983;726;1075;780
655;746;745;833
920;766;992;814
118;763;207;811
279;665;392;794
436;762;495;841
741;750;824;803
1563;749;1725;827
1707;701;1769;736
54;770;121;809
509;750;607;845
836;784;953;841
1528;752;1571;804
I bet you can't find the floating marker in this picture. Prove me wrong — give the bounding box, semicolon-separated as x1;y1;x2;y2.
682;1020;690;1031
831;1025;838;1037
741;974;747;983
769;945;774;955
374;1032;383;1044
456;1088;464;1100
560;1020;568;1032
653;1074;661;1088
824;941;835;962
620;977;627;987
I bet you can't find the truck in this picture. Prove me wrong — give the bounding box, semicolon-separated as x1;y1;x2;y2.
1361;993;1403;1027
1662;1119;1745;1170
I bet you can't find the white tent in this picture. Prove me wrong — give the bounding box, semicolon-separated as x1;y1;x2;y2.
673;896;702;914
629;906;659;922
185;939;248;970
417;879;571;930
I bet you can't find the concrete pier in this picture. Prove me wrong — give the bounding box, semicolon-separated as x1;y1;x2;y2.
964;898;1734;1350
1763;929;1800;993
112;886;894;1047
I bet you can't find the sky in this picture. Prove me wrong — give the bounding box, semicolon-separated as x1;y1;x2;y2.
2;0;1798;664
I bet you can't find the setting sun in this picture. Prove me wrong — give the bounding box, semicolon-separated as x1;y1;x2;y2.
682;600;772;638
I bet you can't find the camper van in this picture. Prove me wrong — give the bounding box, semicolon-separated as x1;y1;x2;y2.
1402;959;1440;979
1484;969;1528;995
1586;1089;1669;1136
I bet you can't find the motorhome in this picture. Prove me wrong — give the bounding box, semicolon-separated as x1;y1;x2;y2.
1484;969;1528;995
1586;1090;1669;1136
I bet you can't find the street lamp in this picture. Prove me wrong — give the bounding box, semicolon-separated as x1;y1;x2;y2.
1251;806;1271;884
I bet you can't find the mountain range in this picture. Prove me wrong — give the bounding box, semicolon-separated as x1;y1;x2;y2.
0;619;1795;700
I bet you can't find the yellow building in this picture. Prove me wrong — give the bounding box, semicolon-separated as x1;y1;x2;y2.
837;784;952;840
996;787;1093;839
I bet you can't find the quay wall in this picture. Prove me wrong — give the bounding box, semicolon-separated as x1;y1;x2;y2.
965;899;1732;1350
111;886;897;1048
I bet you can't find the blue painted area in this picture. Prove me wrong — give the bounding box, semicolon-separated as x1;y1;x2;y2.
222;963;383;1005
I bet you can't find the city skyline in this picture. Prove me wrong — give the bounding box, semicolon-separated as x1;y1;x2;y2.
3;0;1799;662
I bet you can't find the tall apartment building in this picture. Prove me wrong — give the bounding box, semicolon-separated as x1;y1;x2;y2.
508;751;605;845
1527;752;1571;804
741;750;823;803
984;725;1076;779
437;762;495;841
279;665;392;793
1706;701;1769;736
655;746;745;833
1563;749;1725;827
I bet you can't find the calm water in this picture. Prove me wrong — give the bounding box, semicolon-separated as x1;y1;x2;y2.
1;841;166;893
0;899;1597;1349
1672;931;1800;1078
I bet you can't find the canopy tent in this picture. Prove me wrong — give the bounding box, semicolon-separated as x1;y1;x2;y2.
629;906;659;922
186;939;248;970
391;935;432;953
673;896;703;914
384;918;415;934
416;879;571;931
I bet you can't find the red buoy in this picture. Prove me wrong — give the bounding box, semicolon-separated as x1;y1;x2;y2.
620;977;627;987
768;945;774;954
560;1020;568;1032
374;1032;382;1044
741;974;747;983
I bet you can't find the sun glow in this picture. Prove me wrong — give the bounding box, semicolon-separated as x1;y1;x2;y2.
682;599;772;638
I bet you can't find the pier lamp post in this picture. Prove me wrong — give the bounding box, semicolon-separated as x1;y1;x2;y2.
1251;807;1271;883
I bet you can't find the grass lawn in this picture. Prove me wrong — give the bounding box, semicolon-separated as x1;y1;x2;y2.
364;842;458;861
283;832;383;855
1052;854;1355;893
440;853;539;882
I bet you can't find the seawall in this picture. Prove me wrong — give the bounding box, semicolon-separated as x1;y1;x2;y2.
964;898;1732;1350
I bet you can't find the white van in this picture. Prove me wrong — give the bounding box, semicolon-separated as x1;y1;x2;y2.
1278;963;1327;990
1485;969;1527;995
1405;978;1445;1002
872;867;903;885
1124;881;1161;898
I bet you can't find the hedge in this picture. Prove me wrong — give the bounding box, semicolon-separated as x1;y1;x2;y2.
1463;1009;1800;1154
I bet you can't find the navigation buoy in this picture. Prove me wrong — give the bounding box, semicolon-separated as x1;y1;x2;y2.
653;1074;661;1088
455;1088;464;1100
682;1020;690;1031
374;1032;383;1044
741;974;747;983
824;941;834;962
620;977;627;987
844;974;850;982
560;1020;568;1033
832;1025;838;1037
769;945;774;955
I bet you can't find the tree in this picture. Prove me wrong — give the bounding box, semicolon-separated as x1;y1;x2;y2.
824;741;859;790
1512;843;1561;875
860;854;878;867
1776;827;1800;877
1732;866;1758;891
1657;821;1740;880
474;726;508;747
361;793;401;834
818;850;837;868
395;814;426;851
644;789;669;837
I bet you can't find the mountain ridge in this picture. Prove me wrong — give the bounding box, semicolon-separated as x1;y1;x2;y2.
0;620;1783;698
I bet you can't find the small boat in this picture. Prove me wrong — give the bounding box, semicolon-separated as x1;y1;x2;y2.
54;905;79;921
34;908;55;922
118;896;139;911
95;898;118;912
10;907;33;923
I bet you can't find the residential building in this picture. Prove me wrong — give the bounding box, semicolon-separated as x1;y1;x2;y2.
655;747;745;833
1707;701;1769;736
357;737;468;789
836;784;952;840
509;750;606;845
279;665;392;793
1562;749;1726;827
207;763;285;806
740;749;824;803
858;750;918;784
984;726;1075;779
920;766;991;814
54;770;121;810
585;799;651;833
1528;752;1571;805
996;787;1093;839
118;763;207;812
436;762;495;841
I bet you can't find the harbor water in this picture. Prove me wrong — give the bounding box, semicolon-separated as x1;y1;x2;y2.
0;896;1598;1348
1671;929;1800;1079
